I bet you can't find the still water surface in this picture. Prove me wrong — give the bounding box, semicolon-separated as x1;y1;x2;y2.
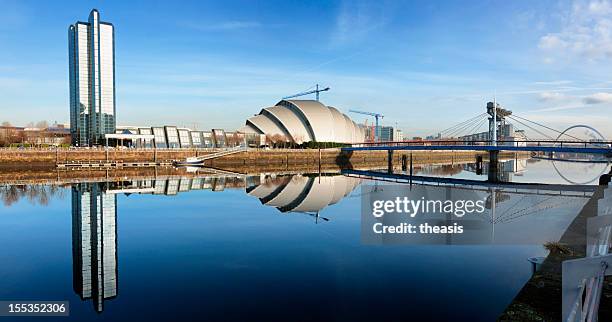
0;158;608;321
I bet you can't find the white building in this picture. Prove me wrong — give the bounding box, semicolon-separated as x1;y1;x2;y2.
241;100;365;144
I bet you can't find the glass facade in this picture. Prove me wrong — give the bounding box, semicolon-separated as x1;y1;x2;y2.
138;128;153;148
166;179;179;195
152;127;167;148
69;10;115;146
202;131;214;148
164;126;179;148
108;125;251;149
212;129;226;148
190;131;202;148
178;129;191;148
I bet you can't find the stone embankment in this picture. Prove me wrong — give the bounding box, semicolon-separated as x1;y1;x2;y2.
0;147;524;170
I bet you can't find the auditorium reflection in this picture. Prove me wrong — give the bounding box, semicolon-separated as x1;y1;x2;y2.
246;174;360;221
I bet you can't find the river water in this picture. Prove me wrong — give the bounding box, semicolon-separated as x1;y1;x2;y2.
0;158;609;321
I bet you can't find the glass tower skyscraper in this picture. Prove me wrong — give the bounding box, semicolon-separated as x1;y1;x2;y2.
68;9;116;146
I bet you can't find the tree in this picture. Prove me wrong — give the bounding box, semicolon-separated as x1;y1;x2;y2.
271;134;283;148
265;134;273;147
1;121;11;127
35;121;49;129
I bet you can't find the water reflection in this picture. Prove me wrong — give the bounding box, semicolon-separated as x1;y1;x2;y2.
359;182;592;245
67;174;358;312
246;174;360;215
4;157;606;318
417;158;528;182
71;183;118;313
0;185;66;206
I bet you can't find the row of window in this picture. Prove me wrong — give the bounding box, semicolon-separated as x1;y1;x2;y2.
122;127;232;149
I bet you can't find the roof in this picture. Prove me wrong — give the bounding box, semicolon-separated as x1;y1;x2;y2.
104;133;154;140
244;100;365;144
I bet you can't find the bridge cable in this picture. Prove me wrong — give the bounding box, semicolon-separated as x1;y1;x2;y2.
495;195;551;223
446;115;488;138
462;118;488;139
508;122;531;140
496;198;578;224
439;113;486;134
511;114;586;141
446;118;483;138
474;119;487;133
439;113;487;135
444;117;480;138
506;115;554;140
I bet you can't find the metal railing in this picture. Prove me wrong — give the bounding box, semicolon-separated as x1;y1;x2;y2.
349;139;612;148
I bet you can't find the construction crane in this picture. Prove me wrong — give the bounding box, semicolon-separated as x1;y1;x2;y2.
283;84;330;101
349;109;384;142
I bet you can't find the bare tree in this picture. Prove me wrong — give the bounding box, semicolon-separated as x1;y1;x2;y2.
271;134;283;148
35;121;49;129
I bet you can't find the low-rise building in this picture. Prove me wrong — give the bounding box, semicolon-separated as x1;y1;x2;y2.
111;125;266;149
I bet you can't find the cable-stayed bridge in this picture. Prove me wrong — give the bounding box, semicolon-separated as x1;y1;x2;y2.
343;101;612;156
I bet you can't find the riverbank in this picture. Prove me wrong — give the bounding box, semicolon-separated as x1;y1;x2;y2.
0;147;527;170
499;186;612;321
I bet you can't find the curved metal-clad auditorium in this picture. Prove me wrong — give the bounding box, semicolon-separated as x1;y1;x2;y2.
242;100;365;144
246;174;360;213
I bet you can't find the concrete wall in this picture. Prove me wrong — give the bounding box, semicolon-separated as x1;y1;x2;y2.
0;148;523;170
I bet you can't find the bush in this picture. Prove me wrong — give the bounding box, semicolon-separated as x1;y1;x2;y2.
298;141;351;149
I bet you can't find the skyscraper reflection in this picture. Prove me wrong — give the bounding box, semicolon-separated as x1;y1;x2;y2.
71;182;117;313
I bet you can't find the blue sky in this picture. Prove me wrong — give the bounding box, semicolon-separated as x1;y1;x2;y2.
1;0;611;137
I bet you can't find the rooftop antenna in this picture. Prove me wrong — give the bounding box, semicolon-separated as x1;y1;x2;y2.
492;91;497;146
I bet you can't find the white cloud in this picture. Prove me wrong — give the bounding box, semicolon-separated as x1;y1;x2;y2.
181;21;262;31
537;91;568;102
330;0;390;46
583;91;612;103
538;0;612;61
532;80;573;86
538;34;567;50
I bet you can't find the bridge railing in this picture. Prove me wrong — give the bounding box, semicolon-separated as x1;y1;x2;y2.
349;140;612;148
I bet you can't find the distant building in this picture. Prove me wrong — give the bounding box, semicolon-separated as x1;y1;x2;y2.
0;124;70;146
394;128;403;141
0;126;24;145
459;123;526;146
69;9;116;146
366;126;402;142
